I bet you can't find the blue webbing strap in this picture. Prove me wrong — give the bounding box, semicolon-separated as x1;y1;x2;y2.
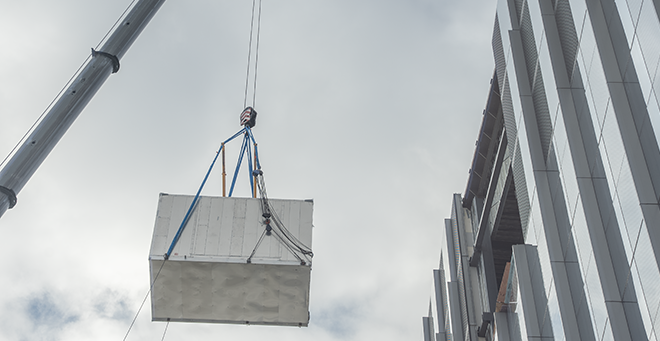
246;126;261;170
247;138;254;195
164;127;246;259
228;133;249;197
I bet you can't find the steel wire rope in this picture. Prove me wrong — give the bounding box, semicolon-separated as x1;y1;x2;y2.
242;0;263;109
0;0;139;170
243;0;257;108
254;173;313;264
270;211;313;259
265;192;311;253
270;227;306;263
270;217;312;263
247;228;269;262
251;0;263;107
257;175;311;255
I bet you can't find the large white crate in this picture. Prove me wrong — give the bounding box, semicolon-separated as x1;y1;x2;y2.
149;193;314;326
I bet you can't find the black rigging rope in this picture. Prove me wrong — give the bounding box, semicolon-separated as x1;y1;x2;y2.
250;172;313;265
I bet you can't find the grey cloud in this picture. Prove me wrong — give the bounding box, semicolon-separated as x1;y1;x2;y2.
26;292;79;328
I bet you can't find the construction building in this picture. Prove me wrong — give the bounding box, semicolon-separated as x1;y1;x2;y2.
424;0;660;340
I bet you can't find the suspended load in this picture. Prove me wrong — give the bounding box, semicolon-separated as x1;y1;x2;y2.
149;195;313;326
240;106;257;128
148;108;314;326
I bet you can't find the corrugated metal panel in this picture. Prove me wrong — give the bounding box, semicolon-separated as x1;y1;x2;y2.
149;194;313;326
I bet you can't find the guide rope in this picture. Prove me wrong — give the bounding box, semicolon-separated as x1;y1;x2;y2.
160;319;170;341
122;259;167;341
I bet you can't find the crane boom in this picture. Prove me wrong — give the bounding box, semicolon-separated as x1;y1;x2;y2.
0;0;166;218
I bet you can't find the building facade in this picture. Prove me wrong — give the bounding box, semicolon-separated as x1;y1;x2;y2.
425;0;660;340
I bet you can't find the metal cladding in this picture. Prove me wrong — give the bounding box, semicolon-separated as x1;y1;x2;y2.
149;194;313;326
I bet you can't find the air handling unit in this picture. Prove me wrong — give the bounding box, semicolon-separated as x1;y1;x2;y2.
149;194;313;326
148;111;314;327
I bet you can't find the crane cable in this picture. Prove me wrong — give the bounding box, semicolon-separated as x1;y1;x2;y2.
243;0;263;109
123;2;265;339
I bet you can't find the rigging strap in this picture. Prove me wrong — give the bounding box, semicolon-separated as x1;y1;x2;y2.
164;127;246;260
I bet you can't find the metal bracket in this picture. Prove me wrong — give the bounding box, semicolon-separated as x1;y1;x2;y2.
91;48;120;73
477;312;494;337
0;186;17;209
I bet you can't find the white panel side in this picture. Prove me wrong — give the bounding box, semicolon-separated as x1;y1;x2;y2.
299;201;314;248
174;196;198;257
168;195;194;256
242;199;261;259
191;195;212;256
229;198;247;257
217;197;234;256
204;196;224;255
150;195;314;265
149;194;173;256
150;260;311;326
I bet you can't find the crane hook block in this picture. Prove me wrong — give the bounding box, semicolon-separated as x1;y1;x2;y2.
240;107;257;128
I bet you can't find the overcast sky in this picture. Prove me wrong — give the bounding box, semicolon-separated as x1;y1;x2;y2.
0;0;496;340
